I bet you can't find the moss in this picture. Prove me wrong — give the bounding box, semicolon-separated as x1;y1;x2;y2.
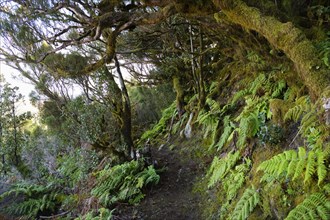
269;99;291;124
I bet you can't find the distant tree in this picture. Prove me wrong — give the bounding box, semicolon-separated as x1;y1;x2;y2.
0;76;29;175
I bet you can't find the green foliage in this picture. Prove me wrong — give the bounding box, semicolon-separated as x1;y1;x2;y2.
75;208;114;220
0;82;27;175
56;149;99;187
317;36;330;68
197;98;222;139
257;147;328;185
140;102;176;141
207;151;240;188
284;96;310;122
0;182;61;218
130;84;175;127
92;160;159;206
213;115;235;150
271;79;287;98
223;158;251;201
285;193;330;220
230;186;260;220
237;110;260;148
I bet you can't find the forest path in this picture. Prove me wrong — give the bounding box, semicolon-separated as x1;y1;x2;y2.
117;135;204;220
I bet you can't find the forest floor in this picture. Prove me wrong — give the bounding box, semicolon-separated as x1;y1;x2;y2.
116;135;206;220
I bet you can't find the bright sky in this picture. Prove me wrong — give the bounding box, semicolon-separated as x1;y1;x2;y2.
0;62;38;114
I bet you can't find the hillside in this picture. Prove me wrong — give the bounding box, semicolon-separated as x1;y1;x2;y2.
0;0;330;219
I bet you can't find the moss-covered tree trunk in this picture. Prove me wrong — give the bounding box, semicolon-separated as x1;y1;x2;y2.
114;56;136;160
212;0;330;99
173;76;185;117
104;65;135;162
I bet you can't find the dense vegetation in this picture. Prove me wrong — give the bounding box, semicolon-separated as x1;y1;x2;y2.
0;0;329;219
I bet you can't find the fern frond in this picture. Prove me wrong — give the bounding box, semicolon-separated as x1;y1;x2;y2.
304;150;316;184
224;160;250;201
249;73;266;95
271;79;286;98
92;160;159;206
285;193;330;220
231;187;259;220
207;151;240;188
284;96;310;122
300;111;318;136
258;147;327;185
293;147;306;181
316;149;327;186
231;89;248;105
257;150;296;178
214;116;235;150
237;111;260;148
286;150;298;178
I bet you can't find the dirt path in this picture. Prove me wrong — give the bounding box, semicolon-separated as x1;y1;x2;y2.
117;137;203;220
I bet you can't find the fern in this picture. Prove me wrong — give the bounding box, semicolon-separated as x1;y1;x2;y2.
91;160;159;206
141;102;176;141
207;151;240;188
284;96;310;122
230;186;260;220
258;147;327;185
75;208;114;220
285;193;330;220
271;79;287;98
249;73;266;96
223;159;251;201
0;182;60;218
237;110;260;148
197;98;222;138
231;89;248;105
197;110;219;139
213;115;235;150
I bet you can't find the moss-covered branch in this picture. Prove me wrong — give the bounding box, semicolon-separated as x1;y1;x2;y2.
212;0;330;98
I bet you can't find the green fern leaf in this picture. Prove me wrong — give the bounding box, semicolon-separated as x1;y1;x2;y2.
214;116;234;150
293;147;307;181
207;151;240;188
286;150;297;178
284;96;310;122
304;150;316;184
271;80;286;98
249;73;266;95
316;149;327;186
231;187;259;220
285;193;329;220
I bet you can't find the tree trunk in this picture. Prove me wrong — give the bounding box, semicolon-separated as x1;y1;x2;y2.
212;0;330;99
198;26;206;110
173;76;185;117
114;56;136;160
11;98;19;166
